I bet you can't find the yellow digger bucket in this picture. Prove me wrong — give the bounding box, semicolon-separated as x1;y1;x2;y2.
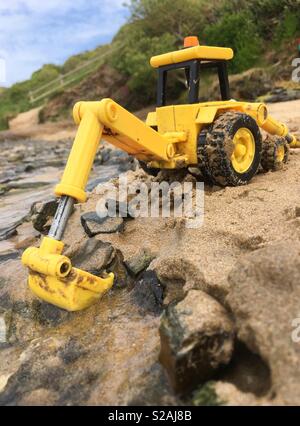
22;236;114;312
27;269;113;312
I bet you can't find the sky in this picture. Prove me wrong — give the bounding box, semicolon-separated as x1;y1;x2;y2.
0;0;129;86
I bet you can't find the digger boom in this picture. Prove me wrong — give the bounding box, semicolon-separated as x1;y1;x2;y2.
55;99;186;204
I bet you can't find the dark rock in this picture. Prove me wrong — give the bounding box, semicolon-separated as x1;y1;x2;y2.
31;300;71;327
128;363;176;406
99;149;135;172
107;249;131;289
0;214;30;242
86;165;121;192
206;68;272;102
31;199;59;234
0;173;19;185
0;226;18;242
0;282;73;343
12;301;34;320
232;68;272;100
219;341;271;397
131;270;164;315
159;290;234;395
38;160;65;168
49;231;128;288
58;338;87;365
263;88;300;103
0;175;21;185
284;206;300;220
125;249;156;276
81;212;124;237
0;350;66;406
56;370;99;406
101;148;112;163
118;159;135;173
151;256;208;305
70;239;115;275
226;240;300;405
24;164;35;173
6;181;49;192
87;179;103;192
0;251;20;263
0;297;70;345
108;149;128;164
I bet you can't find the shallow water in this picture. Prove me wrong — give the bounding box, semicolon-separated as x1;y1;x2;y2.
0;165;119;231
0;139;121;254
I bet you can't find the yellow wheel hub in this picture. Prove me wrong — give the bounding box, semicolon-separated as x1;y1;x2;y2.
276;145;285;162
231;128;255;173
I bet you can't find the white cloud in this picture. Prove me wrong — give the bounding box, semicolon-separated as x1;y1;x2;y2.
0;0;128;85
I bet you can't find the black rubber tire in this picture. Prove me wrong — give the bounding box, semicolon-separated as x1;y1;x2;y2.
138;161;160;177
261;135;290;172
198;112;262;186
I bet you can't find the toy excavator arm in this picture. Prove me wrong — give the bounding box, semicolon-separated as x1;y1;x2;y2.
240;103;300;147
260;114;299;148
21;99;184;311
54;99;179;204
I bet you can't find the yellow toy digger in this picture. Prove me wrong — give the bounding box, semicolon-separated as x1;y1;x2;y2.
22;36;300;311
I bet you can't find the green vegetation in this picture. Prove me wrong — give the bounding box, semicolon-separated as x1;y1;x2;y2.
274;8;300;44
0;0;299;129
192;382;224;406
61;45;107;74
204;12;263;73
111;0;300;104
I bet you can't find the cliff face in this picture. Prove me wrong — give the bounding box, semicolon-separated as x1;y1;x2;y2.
39;65;131;123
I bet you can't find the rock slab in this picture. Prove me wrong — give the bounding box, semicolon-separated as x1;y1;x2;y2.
226;240;300;405
159;290;235;394
81;212;124;237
